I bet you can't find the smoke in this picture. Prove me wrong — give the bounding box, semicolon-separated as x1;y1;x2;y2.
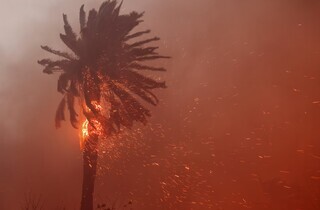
0;0;320;209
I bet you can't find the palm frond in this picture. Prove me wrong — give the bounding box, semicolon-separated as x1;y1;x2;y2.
67;93;79;128
128;37;160;48
40;0;169;134
79;5;86;31
70;79;79;96
129;63;166;72
40;45;75;60
124;30;150;41
135;55;171;61
55;97;66;128
60;34;79;56
129;47;159;57
57;73;70;93
111;82;150;124
38;59;70;74
119;70;166;89
113;0;123;17
87;9;98;31
62;14;77;42
125;83;159;105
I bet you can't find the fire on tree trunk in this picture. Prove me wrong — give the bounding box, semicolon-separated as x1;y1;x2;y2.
81;134;99;210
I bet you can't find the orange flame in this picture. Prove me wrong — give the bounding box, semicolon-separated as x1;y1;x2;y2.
79;101;104;149
80;119;89;149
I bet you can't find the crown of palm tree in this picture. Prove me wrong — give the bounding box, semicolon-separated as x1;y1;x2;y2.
38;0;169;135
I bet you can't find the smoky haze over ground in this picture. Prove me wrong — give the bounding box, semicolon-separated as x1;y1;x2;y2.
0;0;320;209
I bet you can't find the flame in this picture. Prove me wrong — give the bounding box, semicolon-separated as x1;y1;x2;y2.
80;119;89;149
82;119;89;138
92;101;102;111
79;101;104;149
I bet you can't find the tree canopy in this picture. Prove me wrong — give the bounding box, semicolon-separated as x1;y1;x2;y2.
38;0;169;135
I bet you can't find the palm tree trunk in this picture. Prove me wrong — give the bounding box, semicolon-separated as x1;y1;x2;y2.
80;134;99;210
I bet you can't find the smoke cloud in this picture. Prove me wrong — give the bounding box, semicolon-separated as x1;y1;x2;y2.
0;0;320;209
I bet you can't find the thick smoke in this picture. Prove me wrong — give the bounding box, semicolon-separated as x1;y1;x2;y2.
0;0;320;209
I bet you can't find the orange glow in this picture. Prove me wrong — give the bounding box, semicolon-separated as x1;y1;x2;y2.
82;119;89;138
79;101;104;149
91;101;102;111
80;119;89;148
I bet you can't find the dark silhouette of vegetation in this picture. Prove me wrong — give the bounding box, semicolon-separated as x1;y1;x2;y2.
38;1;168;209
97;200;133;210
21;194;44;210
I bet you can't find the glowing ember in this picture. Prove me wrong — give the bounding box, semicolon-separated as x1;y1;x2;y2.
82;119;89;138
92;101;102;111
79;100;104;149
80;119;89;148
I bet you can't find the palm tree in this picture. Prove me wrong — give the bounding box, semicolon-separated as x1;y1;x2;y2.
38;1;169;209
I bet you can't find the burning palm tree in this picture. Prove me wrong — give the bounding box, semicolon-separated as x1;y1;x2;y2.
38;1;169;209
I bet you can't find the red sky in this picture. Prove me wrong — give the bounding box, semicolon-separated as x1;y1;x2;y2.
0;0;320;209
